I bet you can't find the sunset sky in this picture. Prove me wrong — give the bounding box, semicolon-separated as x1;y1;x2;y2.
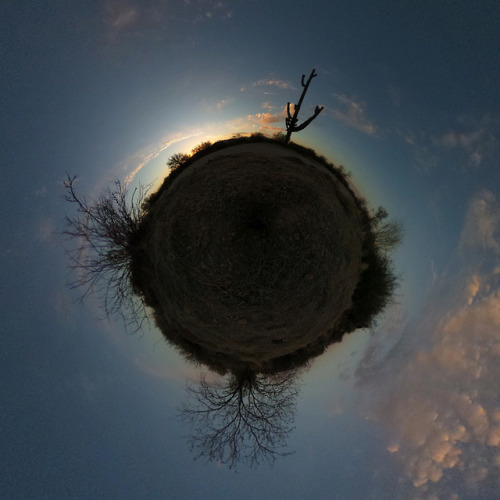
2;1;500;498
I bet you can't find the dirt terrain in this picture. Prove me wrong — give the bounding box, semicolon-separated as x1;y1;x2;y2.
133;143;365;372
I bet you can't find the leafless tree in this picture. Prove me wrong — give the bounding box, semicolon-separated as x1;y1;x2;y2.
62;174;149;330
285;69;324;144
370;206;403;253
179;369;301;468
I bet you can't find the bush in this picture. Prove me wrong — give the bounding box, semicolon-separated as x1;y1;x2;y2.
167;152;190;171
191;141;212;154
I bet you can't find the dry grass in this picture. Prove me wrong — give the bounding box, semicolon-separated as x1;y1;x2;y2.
64;136;400;374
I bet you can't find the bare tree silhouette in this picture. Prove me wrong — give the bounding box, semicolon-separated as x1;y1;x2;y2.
370;206;403;254
179;369;301;468
62;174;149;329
285;69;324;144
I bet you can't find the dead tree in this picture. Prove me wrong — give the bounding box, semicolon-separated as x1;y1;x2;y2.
285;69;324;144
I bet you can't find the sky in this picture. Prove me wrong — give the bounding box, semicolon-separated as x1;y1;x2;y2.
1;1;500;498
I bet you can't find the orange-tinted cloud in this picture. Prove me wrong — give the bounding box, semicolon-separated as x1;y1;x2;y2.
250;112;283;124
378;286;500;491
221;109;286;135
358;192;500;497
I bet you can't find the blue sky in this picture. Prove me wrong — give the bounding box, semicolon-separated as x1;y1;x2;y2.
2;1;500;498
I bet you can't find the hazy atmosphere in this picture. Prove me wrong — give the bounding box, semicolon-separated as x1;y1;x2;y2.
2;2;500;499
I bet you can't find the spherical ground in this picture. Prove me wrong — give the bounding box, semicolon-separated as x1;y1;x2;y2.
135;143;365;371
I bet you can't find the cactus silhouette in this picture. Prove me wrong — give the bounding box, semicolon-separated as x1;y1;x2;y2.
285;69;324;144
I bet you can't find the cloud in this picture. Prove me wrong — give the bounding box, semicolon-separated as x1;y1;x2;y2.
438;130;485;166
222;109;286;135
246;110;286;132
35;217;57;243
458;191;500;254
378;288;500;493
250;112;283;125
51;291;76;324
105;0;138;31
394;114;498;172
395;128;439;170
331;93;376;135
435;115;498;167
252;79;292;90
440;130;482;149
215;97;232;111
123;132;202;185
102;0;233;44
357;192;500;497
199;0;233;21
34;186;48;198
198;96;234;113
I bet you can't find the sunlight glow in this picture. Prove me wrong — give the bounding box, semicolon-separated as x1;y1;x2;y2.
123;132;203;186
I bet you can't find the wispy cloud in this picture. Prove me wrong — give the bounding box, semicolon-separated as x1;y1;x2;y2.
435;115;498;167
51;291;76;324
239;76;293;94
215;97;232;111
394;115;498;171
35;217;57;243
123;132;202;185
331;93;376;135
459;191;500;254
395;128;438;170
437;129;491;167
102;0;233;43
251;78;292;90
104;0;138;31
197;96;234;113
34;186;48;198
356;192;500;497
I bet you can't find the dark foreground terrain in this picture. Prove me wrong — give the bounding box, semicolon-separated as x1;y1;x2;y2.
131;141;369;373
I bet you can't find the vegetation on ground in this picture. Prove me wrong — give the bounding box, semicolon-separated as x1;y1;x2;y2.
64;133;402;470
64;134;402;371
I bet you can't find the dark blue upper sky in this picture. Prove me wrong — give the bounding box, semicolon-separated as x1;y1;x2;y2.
2;1;500;498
